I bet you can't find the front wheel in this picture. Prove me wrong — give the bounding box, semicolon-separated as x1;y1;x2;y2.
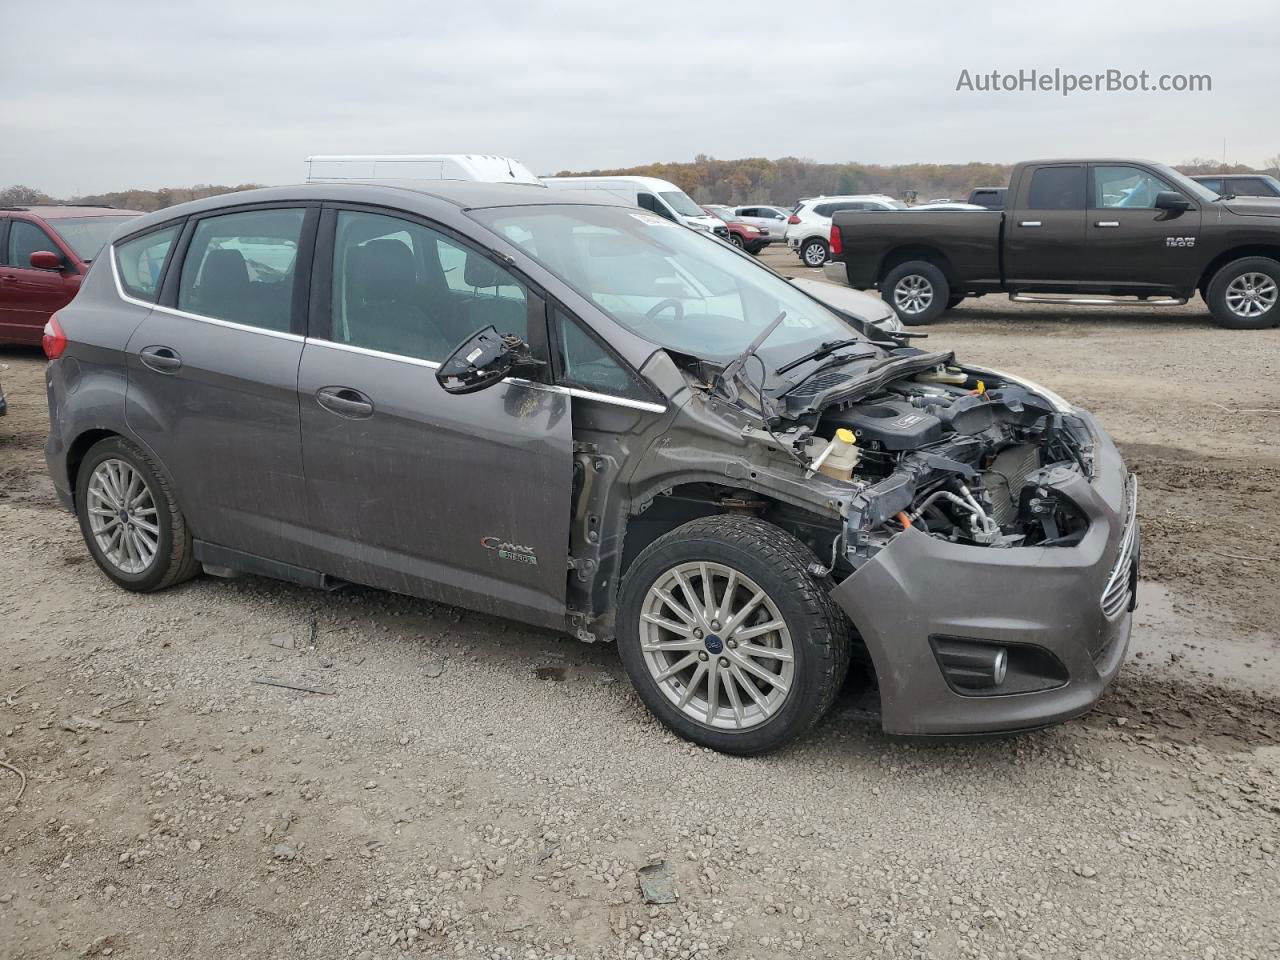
882;260;950;325
617;516;851;755
75;436;200;592
729;233;745;249
801;238;829;267
1205;257;1280;329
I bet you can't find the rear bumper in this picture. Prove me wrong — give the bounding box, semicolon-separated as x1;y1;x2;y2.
831;421;1137;736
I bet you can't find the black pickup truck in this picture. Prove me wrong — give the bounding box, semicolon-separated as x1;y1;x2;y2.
826;158;1280;329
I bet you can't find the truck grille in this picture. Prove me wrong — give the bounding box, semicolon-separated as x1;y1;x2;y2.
1100;474;1139;620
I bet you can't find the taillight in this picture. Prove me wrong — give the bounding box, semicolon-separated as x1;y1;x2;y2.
787;214;801;224
43;312;68;359
829;225;843;256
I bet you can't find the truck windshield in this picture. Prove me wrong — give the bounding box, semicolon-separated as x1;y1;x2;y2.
658;191;706;218
472;205;860;368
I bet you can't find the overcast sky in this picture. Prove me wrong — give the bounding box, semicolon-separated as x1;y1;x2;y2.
2;0;1277;196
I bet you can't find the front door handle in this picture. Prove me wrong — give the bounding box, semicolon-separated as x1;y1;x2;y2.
138;345;182;373
1095;220;1120;228
316;386;374;419
1018;220;1042;228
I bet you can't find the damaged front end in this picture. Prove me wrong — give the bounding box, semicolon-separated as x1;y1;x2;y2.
685;347;1139;735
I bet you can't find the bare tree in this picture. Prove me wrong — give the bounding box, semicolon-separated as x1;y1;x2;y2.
0;185;53;205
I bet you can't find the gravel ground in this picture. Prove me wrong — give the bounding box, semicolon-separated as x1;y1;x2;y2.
2;257;1279;958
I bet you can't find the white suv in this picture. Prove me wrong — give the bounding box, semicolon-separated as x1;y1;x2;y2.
786;195;906;267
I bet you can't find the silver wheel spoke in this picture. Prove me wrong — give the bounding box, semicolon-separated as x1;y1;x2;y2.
730;663;772;715
721;669;746;728
722;589;766;634
705;662;721;725
641;612;694;636
641;638;704;654
655;588;697;627
732;619;785;641
730;652;789;693
677;660;709;710
739;642;793;663
652;652;700;681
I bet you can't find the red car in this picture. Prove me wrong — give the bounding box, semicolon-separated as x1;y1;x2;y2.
1;205;142;345
701;205;768;255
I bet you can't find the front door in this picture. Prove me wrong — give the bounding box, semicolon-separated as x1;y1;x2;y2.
0;219;81;344
1003;163;1088;287
124;205;317;564
1083;163;1202;292
297;207;572;629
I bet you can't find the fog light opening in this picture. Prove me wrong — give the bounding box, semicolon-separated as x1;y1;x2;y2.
931;637;1010;691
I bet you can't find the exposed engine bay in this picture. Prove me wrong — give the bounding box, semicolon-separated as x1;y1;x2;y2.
690;345;1098;569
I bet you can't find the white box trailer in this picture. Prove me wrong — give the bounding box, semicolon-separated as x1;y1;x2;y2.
304;154;543;186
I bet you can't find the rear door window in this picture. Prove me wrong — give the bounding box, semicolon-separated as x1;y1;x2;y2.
1026;166;1086;210
115;226;179;302
330;210;528;363
177;208;305;331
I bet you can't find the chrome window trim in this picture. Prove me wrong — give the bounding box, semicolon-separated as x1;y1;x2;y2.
109;244;305;343
303;338;667;414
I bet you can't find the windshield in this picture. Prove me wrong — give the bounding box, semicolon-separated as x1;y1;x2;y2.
659;190;706;218
472;204;861;369
1151;164;1221;204
48;216;138;261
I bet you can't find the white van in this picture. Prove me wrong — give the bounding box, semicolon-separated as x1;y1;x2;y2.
542;176;727;237
304;154;543;185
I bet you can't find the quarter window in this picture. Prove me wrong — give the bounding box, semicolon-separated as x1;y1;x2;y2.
1093;166;1176;209
115;226;179;301
330;210;529;363
1026;166;1086;210
8;221;60;269
178;208;304;331
554;308;650;402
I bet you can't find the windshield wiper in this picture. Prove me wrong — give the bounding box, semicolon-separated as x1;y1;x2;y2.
775;338;864;375
713;310;787;406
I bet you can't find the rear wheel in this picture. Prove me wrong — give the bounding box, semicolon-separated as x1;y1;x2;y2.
801;238;829;267
75;437;200;592
1205;257;1280;329
617;515;851;755
883;260;950;325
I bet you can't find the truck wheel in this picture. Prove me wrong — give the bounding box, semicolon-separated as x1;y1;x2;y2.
883;261;950;325
1206;257;1280;329
74;436;200;593
729;233;745;248
801;238;829;267
616;515;851;755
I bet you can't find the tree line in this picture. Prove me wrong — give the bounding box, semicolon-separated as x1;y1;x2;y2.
5;153;1279;212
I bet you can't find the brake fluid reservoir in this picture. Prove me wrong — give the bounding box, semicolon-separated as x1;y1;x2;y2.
818;428;859;482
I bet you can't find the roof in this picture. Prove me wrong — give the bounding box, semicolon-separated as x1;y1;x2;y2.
3;205;142;218
115;180;634;237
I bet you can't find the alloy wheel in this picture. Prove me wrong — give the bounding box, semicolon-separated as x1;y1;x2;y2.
893;274;934;315
86;459;160;574
803;242;826;266
639;561;794;730
1225;272;1278;318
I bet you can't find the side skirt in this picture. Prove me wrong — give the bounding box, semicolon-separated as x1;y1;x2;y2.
193;540;348;591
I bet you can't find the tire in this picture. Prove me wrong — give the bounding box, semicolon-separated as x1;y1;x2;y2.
729;233;745;249
616;515;851;755
1204;257;1280;330
74;436;200;592
800;238;829;267
882;260;950;326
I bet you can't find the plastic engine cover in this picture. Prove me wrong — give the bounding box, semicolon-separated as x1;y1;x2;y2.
825;398;944;451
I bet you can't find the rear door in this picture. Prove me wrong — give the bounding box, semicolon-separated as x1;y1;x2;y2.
1003;164;1088;286
123;204;318;565
0;218;81;343
1084;164;1201;291
297;206;573;629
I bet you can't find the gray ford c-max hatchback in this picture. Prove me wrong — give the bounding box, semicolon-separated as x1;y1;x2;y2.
43;181;1138;754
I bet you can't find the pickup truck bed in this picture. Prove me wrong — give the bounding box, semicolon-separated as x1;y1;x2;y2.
825;158;1280;330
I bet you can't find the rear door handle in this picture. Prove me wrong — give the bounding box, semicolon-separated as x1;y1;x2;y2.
316;386;374;419
1018;220;1042;228
138;345;182;373
1095;220;1120;228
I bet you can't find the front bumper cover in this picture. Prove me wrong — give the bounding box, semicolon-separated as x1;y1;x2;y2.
831;418;1137;735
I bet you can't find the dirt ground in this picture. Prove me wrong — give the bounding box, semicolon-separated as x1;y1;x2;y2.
2;249;1279;959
